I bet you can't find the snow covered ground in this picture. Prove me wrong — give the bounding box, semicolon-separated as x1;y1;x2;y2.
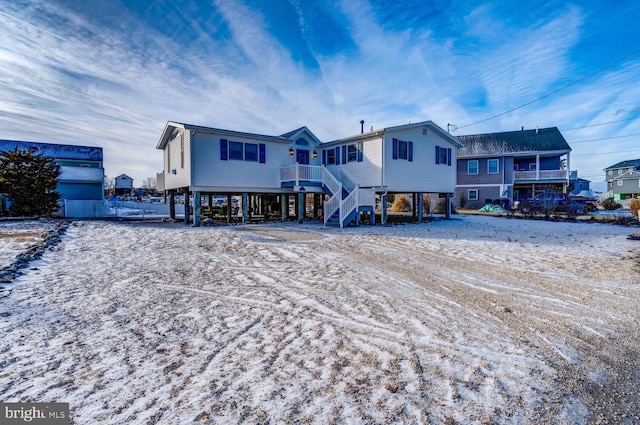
1;216;639;424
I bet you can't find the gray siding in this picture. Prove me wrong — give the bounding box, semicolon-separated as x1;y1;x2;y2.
611;178;640;195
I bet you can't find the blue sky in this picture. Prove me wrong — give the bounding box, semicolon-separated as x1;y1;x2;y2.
1;0;638;187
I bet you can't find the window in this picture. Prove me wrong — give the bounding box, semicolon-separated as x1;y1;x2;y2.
220;139;266;163
326;148;335;165
468;189;479;201
514;165;519;171
617;180;623;186
468;160;478;175
392;139;413;161
608;170;613;176
529;163;537;171
435;146;451;166
617;169;622;175
180;135;184;168
229;142;243;160
347;144;357;162
245;143;258;161
169;129;181;141
488;159;499;174
398;141;408;159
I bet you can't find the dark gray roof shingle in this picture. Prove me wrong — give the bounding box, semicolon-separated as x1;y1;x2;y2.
0;140;103;161
604;159;640;170
456;127;570;156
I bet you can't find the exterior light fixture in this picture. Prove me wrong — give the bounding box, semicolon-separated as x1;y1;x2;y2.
312;150;318;158
289;148;294;156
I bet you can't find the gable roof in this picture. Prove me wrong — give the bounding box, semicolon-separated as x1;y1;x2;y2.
280;126;322;145
456;127;570;157
604;159;640;170
323;120;464;148
0;139;103;161
157;121;321;149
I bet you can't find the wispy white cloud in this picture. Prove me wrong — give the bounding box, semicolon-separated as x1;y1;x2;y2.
0;0;638;183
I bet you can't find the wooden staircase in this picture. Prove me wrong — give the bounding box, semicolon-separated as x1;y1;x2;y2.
279;164;374;228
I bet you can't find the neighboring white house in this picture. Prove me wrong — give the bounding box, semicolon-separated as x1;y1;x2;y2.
156;120;463;227
115;174;134;195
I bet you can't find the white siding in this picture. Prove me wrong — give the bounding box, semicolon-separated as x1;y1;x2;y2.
191;132;316;192
163;130;191;190
327;137;383;188
383;126;457;193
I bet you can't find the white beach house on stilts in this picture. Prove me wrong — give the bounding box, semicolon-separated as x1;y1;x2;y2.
156;120;462;227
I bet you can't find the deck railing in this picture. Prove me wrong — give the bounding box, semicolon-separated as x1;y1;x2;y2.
279;164;324;183
513;169;568;180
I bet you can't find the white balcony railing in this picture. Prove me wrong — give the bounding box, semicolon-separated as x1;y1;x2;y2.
513;169;568;181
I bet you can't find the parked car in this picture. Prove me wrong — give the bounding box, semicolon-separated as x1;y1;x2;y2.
518;193;597;215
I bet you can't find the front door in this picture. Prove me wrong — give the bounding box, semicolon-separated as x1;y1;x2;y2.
296;149;309;165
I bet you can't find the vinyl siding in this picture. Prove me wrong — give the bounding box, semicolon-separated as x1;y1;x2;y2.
611;178;640;195
191;132;318;191
383;126;457;193
58;182;104;200
326;137;383;188
454;186;501;209
163;130;191;190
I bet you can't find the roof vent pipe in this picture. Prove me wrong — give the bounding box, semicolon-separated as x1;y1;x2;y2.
521;126;524;131
536;126;539;134
360;120;365;134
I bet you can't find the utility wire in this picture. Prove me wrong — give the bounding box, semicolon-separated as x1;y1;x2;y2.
572;148;640;157
561;116;639;131
568;133;640;144
456;48;640;130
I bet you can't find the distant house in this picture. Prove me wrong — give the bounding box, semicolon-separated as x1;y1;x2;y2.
603;159;640;201
569;170;591;194
0;140;104;205
156;120;462;227
114;174;134;196
454;127;572;209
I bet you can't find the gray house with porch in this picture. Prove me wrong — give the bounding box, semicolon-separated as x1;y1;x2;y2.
454;127;571;209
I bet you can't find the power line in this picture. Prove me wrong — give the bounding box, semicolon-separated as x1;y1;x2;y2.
561;116;640;131
572;148;640;157
568;133;640;144
456;48;640;130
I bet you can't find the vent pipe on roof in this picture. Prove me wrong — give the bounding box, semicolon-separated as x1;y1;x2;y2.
536;126;539;134
360;120;365;134
521;126;524;131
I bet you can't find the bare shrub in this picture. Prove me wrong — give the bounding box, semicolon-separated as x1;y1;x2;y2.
390;195;410;212
600;198;622;210
629;198;640;217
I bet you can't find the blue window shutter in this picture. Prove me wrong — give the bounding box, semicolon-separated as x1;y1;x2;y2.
357;142;363;162
392;138;398;160
336;147;340;165
408;141;413;162
220;139;228;160
447;148;452;166
259;143;266;163
322;150;326;165
435;146;440;164
342;146;347;164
